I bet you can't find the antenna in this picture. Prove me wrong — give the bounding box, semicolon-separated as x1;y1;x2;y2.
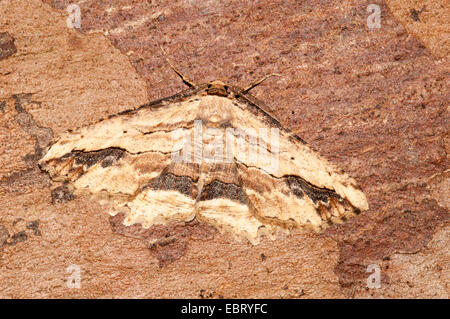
160;46;197;88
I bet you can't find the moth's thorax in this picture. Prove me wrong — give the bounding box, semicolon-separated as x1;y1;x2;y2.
197;94;233;127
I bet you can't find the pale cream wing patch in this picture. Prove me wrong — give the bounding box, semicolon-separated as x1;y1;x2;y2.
122;163;200;228
39;96;204;224
194;163;274;245
41;97;203;161
224;96;368;212
237;164;358;235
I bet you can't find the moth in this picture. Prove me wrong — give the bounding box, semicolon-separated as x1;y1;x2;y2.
39;59;368;244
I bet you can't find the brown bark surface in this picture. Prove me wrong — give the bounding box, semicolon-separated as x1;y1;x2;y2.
0;0;448;298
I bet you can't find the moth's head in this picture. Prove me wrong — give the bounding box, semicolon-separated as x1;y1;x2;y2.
161;48;280;97
206;80;230;97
